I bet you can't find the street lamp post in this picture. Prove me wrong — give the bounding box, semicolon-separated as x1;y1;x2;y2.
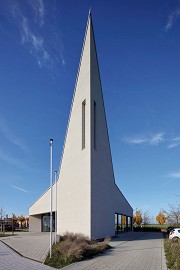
55;170;57;244
50;139;53;258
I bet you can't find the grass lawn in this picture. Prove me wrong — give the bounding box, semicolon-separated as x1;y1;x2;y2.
45;232;111;269
15;229;29;232
145;224;168;229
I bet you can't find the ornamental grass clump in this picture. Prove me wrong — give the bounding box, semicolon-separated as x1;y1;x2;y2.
164;238;180;270
45;232;111;269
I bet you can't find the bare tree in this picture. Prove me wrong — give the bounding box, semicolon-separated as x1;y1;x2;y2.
142;211;151;226
0;206;4;221
0;206;5;234
163;204;180;225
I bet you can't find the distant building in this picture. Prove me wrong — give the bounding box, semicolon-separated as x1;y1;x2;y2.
29;13;133;239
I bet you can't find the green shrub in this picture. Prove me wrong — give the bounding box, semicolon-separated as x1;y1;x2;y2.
44;232;111;269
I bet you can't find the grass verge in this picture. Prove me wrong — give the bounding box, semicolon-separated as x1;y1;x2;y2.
0;234;13;237
44;232;111;269
164;238;180;269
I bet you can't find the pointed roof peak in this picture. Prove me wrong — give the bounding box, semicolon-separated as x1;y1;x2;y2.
88;7;92;16
83;9;93;44
88;8;93;23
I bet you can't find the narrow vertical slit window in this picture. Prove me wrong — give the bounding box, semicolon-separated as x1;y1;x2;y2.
94;100;96;149
82;100;86;150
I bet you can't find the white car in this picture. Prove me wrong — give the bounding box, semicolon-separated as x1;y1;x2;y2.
169;228;180;239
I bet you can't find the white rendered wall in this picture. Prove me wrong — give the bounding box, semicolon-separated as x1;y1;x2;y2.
90;23;132;239
29;183;56;215
57;18;91;237
29;214;41;232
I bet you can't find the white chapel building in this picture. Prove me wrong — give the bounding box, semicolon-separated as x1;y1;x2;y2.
29;13;133;239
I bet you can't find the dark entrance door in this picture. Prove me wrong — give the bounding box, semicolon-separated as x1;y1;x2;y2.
42;212;55;232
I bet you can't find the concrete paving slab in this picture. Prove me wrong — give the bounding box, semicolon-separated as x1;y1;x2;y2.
62;232;167;270
0;241;55;270
1;232;54;262
0;231;167;270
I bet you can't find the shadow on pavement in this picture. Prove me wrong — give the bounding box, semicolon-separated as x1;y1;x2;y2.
111;231;165;242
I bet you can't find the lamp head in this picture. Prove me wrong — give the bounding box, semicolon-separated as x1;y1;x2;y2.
50;139;53;145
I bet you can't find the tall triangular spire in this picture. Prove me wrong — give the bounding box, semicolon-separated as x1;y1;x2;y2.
57;13;92;237
56;13;132;239
29;12;133;240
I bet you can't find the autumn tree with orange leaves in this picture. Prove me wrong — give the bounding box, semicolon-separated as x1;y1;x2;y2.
156;211;166;225
18;215;25;228
122;216;126;225
133;210;142;225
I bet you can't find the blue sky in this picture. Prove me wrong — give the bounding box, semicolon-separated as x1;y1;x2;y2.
0;0;180;221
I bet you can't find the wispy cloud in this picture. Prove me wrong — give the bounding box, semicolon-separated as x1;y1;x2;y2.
0;149;26;169
123;132;180;150
20;15;52;68
164;8;180;32
167;137;180;149
167;172;180;179
7;0;65;68
10;185;29;193
162;171;180;186
29;0;45;27
0;115;28;153
124;132;165;146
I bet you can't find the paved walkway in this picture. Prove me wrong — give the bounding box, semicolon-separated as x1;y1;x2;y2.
63;232;167;270
1;232;54;262
0;241;53;270
0;232;167;270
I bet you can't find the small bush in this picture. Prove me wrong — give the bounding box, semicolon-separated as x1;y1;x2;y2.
164;238;180;270
45;232;111;269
